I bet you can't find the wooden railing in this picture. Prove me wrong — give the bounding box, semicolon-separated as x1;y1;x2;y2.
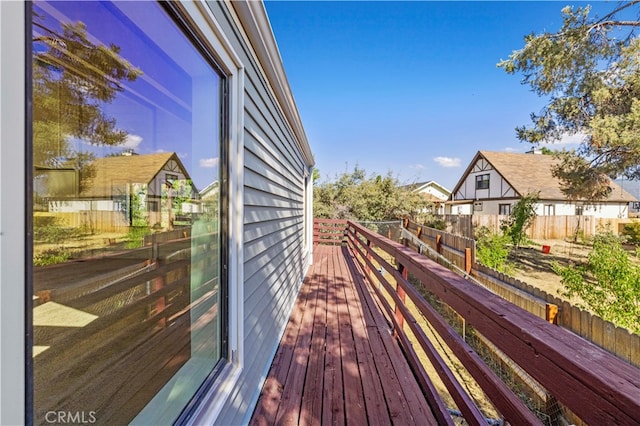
403;219;640;369
343;220;640;425
34;235;219;424
313;219;348;245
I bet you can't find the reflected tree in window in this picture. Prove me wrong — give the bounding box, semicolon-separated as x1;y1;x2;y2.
32;11;142;191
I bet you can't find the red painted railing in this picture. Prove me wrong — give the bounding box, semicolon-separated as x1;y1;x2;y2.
339;220;640;425
313;219;348;245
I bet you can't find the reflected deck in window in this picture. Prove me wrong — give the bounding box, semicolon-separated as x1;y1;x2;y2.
31;1;226;424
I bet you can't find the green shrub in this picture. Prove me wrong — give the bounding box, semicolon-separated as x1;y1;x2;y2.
554;232;640;333
622;222;640;244
475;226;513;273
423;217;446;230
34;248;71;266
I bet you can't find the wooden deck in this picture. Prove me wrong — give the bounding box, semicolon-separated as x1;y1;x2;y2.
250;244;438;425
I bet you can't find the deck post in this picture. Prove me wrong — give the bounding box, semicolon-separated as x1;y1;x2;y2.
394;263;408;333
153;269;166;328
365;239;372;276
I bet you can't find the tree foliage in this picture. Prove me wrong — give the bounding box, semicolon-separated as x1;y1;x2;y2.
499;2;640;198
33;13;142;190
313;167;432;221
554;232;640;333
501;192;539;247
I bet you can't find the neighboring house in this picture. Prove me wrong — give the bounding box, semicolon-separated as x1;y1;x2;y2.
616;178;640;217
47;152;194;228
404;180;451;214
448;150;637;218
1;2;314;425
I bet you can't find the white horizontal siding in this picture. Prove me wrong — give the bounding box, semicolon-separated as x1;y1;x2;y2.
209;2;311;425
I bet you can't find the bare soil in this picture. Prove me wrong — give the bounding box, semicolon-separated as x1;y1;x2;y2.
508;239;592;305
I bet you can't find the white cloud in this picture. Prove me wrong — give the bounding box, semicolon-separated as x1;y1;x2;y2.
542;132;586;146
409;164;426;170
123;134;143;149
199;157;219;168
433;156;461;168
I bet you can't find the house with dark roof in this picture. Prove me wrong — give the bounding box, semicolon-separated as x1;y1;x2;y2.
448;150;637;218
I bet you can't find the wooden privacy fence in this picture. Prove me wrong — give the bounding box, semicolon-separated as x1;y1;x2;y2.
403;219;640;369
436;214;637;240
403;219;475;274
344;220;640;425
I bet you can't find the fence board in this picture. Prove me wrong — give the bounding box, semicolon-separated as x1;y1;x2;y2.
631;334;640;367
604;321;616;354
591;317;604;348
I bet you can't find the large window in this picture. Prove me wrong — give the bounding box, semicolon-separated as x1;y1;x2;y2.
30;2;227;424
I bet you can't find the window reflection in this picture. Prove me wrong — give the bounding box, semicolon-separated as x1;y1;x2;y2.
31;2;225;424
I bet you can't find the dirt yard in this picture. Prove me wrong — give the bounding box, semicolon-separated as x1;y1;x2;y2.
508;239;592;305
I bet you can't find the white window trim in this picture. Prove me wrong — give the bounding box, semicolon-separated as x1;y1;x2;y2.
178;1;245;423
0;0;247;423
1;2;27;424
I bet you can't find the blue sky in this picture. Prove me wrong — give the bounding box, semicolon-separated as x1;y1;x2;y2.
264;1;616;190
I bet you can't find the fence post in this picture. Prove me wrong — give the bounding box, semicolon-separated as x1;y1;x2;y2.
394;263;408;333
465;247;472;274
416;226;422;239
436;234;442;254
546;303;559;324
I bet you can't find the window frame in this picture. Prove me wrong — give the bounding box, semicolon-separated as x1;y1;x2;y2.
20;1;246;423
544;204;555;216
1;2;29;424
475;173;490;190
499;203;511;215
170;1;245;423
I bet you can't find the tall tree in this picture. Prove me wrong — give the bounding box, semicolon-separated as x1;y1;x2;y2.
499;2;640;199
33;13;142;191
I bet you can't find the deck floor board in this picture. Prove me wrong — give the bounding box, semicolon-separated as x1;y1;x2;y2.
250;245;438;425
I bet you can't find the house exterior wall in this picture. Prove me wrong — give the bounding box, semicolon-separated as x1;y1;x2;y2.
0;1;313;424
418;184;449;201
202;2;313;423
470;200;629;218
453;160;517;202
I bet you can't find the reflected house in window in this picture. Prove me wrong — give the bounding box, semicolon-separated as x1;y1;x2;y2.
46;152;196;230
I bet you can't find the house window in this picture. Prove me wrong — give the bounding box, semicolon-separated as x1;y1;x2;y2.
499;203;511;215
474;201;483;212
30;2;227;424
544;204;555;216
476;174;490;190
576;205;584;216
